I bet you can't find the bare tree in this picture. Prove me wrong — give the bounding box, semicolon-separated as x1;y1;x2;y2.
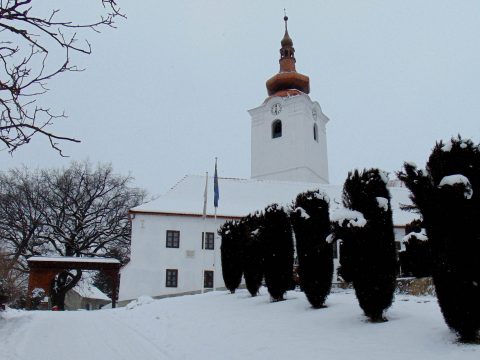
0;168;47;274
0;161;146;309
0;1;124;154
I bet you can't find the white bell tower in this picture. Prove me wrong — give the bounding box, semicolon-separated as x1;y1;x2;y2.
249;16;329;184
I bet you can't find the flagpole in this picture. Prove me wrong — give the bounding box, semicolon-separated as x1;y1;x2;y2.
214;206;217;291
201;171;208;294
213;158;219;291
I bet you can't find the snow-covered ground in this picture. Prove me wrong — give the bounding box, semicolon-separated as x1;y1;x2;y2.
1;289;478;360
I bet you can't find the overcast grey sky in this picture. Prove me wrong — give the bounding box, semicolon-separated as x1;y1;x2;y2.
2;0;479;196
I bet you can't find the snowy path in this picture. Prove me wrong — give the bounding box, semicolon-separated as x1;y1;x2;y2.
0;308;176;360
1;290;479;360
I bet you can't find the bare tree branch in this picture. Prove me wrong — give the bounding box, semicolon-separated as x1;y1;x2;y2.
0;0;124;154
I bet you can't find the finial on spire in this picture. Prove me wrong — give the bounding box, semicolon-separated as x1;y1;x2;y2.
280;11;293;48
265;12;310;97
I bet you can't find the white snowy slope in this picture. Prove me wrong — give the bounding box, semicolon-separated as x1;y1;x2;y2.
1;289;479;360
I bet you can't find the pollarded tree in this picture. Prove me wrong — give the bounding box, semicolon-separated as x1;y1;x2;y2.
261;204;294;302
241;212;265;297
0;1;125;154
337;169;397;322
398;136;480;342
290;190;333;308
219;220;243;294
0;161;147;309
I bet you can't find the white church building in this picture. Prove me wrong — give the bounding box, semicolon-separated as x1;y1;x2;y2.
118;17;414;303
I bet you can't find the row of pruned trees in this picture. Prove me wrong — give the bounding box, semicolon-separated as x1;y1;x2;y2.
220;135;480;341
220;169;397;322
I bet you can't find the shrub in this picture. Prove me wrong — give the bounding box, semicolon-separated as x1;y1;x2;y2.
399;220;432;278
333;169;397;322
290;190;333;308
219;220;243;294
261;204;294;302
241;212;265;297
398;136;480;342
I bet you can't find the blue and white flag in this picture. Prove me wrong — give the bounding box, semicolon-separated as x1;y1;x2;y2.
214;159;219;208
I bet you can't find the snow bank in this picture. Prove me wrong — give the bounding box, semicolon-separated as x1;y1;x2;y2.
402;229;428;243
304;190;330;203
331;209;367;228
325;234;335;244
376;197;389;211
441;138;472;152
441;141;453;152
126;295;154;310
379;170;389;184
27;256;120;264
294;207;310;219
438;174;473;199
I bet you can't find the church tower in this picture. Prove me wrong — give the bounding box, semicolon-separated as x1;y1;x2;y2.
249;16;329;184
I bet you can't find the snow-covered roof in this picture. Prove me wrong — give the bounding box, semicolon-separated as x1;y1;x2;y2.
132;175;415;226
28;256;120;264
72;277;111;301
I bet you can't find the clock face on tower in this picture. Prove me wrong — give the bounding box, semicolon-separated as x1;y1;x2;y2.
271;103;282;116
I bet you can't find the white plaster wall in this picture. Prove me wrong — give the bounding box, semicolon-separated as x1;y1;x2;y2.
394;227;405;241
119;213;228;301
250;94;329;184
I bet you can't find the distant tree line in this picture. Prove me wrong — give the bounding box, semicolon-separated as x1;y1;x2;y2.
220;135;480;341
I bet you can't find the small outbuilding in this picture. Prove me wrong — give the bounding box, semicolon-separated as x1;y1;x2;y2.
65;279;111;310
27;256;121;309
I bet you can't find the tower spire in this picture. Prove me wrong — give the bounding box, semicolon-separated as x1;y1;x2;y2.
279;13;295;71
265;14;310;97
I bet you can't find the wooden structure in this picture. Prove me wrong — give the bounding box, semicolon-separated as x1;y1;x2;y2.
27;257;121;309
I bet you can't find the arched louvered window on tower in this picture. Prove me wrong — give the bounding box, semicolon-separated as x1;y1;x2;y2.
313;123;318;142
272;120;282;139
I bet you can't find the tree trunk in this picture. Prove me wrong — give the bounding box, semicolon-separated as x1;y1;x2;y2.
50;270;82;310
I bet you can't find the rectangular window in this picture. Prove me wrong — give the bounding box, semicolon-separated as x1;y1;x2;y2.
202;232;215;250
166;230;180;248
166;269;178;287
333;242;338;259
204;270;214;288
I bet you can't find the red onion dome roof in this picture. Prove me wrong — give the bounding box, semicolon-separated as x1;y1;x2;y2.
265;16;310;97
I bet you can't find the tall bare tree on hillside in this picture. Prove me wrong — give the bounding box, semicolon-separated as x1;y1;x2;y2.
0;0;124;154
